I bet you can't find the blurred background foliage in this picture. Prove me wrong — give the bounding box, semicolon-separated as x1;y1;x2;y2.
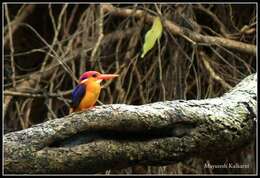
4;3;256;174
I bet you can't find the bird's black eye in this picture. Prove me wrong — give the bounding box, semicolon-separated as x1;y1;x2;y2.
92;73;97;77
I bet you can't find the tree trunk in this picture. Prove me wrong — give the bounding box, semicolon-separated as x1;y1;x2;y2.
4;74;256;174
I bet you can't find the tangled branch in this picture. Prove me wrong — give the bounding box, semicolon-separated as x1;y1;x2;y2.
103;4;256;55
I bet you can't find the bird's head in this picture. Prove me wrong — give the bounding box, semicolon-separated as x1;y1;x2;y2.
79;71;118;84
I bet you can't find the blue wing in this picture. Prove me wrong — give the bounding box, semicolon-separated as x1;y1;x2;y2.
71;83;86;109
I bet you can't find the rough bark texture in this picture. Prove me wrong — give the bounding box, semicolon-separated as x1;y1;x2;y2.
4;74;256;174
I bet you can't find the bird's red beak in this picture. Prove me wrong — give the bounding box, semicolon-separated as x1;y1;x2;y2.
97;74;119;80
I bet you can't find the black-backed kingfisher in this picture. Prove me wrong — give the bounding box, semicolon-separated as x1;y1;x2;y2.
70;71;118;112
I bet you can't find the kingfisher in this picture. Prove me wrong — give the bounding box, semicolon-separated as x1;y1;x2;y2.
70;71;118;113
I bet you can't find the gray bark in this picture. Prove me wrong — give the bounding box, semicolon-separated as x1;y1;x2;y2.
4;74;256;174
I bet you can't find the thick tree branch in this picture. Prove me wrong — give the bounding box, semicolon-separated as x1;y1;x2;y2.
4;74;256;173
102;4;256;56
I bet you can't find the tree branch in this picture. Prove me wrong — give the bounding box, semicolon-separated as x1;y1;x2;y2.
4;74;256;173
4;90;72;98
3;26;140;117
4;4;36;46
102;4;256;56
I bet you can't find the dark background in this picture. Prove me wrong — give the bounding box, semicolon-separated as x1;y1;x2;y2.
3;3;256;174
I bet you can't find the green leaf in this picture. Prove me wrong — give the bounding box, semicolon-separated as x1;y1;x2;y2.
141;17;163;58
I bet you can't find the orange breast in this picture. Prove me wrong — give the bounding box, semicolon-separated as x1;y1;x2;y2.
78;79;101;110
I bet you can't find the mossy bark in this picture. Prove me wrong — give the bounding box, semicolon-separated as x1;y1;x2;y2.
4;74;256;174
